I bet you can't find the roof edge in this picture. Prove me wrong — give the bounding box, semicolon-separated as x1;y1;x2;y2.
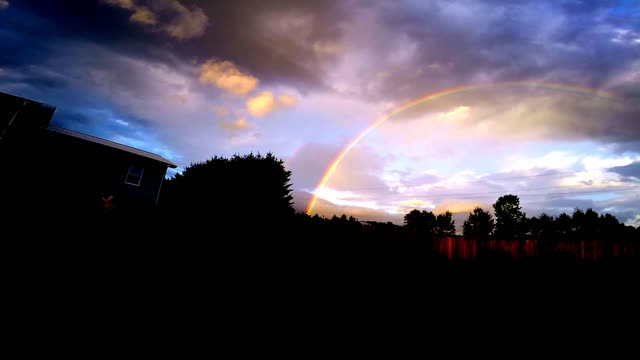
47;125;177;168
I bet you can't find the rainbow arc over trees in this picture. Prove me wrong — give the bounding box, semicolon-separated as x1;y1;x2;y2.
305;81;618;215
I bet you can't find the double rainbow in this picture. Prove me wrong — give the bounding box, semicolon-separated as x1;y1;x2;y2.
305;81;617;214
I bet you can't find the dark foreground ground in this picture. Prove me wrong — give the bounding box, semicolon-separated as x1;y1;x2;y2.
1;211;640;357
6;210;639;336
7;231;639;349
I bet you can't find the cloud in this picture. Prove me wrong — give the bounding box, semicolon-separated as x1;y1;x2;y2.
609;161;640;179
366;1;633;99
433;200;487;215
6;0;640;226
439;106;469;119
189;1;350;91
293;191;405;224
397;199;435;210
130;6;157;25
31;0;350;91
103;0;156;25
627;214;640;227
286;142;389;193
312;41;343;56
104;0;134;8
212;105;230;118
502;152;580;173
373;88;640;157
278;94;297;106
0;0;9;10
246;92;298;117
246;92;276;117
166;94;187;104
103;0;207;39
219;118;254;131
159;0;208;40
315;1;640;153
0;42;264;165
199;60;259;96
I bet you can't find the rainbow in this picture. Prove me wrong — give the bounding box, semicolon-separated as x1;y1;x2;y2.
305;81;618;214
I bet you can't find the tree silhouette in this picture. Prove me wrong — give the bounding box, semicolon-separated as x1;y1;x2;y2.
436;211;456;236
462;206;494;240
571;208;600;240
537;213;555;240
404;209;437;239
599;213;621;238
161;152;294;233
493;194;527;240
552;212;572;240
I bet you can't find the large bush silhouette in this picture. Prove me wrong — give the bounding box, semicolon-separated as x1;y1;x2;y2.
161;152;294;231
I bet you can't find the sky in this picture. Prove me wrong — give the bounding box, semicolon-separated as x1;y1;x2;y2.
1;0;640;229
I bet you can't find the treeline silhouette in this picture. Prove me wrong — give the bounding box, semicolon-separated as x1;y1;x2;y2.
7;151;638;305
12;151;635;270
151;153;639;258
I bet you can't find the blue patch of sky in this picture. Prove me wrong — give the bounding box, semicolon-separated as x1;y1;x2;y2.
609;0;640;16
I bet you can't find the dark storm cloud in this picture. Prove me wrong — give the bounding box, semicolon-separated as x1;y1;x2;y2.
4;0;640;166
180;0;352;91
0;0;181;100
2;1;160;58
0;41;171;132
364;0;640;101
301;0;640;153
3;0;353;92
524;197;597;216
610;162;640;179
7;1;638;100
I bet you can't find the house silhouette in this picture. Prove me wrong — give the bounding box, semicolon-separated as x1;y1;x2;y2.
0;91;176;218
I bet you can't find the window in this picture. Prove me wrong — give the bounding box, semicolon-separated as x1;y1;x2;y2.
125;165;144;186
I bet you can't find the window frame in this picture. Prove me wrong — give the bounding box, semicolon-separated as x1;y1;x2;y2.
124;164;144;186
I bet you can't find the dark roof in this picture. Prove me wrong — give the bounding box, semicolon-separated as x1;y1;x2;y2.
1;91;56;130
0;91;56;109
47;125;177;168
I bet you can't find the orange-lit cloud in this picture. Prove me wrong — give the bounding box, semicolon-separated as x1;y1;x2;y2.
278;94;297;106
433;200;486;215
247;92;276;117
199;60;258;96
219;118;254;131
246;91;297;117
0;0;10;10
